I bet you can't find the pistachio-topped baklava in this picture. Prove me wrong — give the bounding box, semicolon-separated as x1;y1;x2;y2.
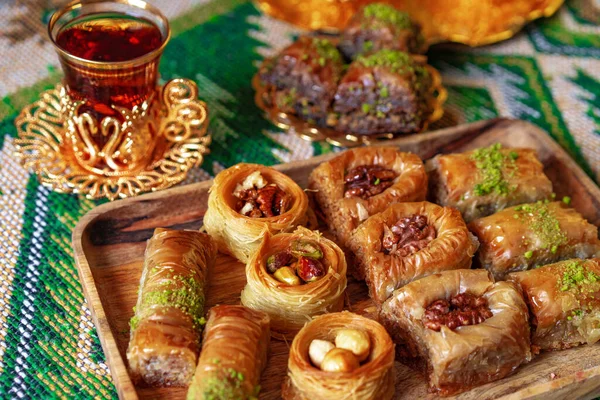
508;258;600;351
340;3;426;59
126;228;217;386
258;36;344;124
470;200;600;279
332;50;433;135
427;143;553;222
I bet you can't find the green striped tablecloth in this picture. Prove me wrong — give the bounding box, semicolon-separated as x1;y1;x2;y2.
0;0;599;398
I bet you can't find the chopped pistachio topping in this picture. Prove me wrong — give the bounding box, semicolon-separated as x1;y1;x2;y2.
470;143;518;196
363;4;412;29
559;260;600;292
356;49;421;75
516;201;568;252
310;38;341;64
563;196;572;205
363;40;374;51
139;274;205;330
361;103;371;113
196;368;258;400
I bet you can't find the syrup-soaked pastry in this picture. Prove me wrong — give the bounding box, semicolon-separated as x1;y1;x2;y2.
348;201;478;304
469;201;600;280
508;258;600;351
380;269;531;396
258;36;344;124
308;146;427;249
186;305;270;400
282;311;395;400
127;228;217;386
340;3;426;60
204;163;312;263
332;50;433;135
241;227;347;340
426;144;553;222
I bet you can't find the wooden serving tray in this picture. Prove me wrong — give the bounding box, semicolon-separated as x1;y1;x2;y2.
73;118;600;400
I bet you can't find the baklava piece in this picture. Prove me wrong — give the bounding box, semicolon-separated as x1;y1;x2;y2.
308;146;427;249
283;312;395;400
348;201;479;304
332;49;433;135
380;269;531;396
204;163;311;263
127;228;217;386
508;258;600;351
469;200;600;279
259;36;344;124
187;305;270;399
426;143;553;222
241;227;347;340
340;3;426;60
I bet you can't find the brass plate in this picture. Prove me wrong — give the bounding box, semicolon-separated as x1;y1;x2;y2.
253;63;447;148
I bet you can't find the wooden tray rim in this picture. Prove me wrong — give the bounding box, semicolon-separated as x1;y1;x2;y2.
72;118;600;400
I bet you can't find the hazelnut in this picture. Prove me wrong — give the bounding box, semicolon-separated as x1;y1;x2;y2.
296;257;326;283
308;339;335;368
273;266;301;286
335;329;371;362
320;348;360;373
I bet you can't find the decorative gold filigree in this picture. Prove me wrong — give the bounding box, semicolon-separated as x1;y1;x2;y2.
13;78;210;201
253;64;447;148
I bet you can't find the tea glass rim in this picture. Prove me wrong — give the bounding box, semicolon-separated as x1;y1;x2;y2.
48;0;171;69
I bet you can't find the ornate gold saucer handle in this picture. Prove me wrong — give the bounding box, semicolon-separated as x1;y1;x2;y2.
14;78;211;201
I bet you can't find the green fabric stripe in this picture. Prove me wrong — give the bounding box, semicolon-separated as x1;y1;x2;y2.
0;175;40;396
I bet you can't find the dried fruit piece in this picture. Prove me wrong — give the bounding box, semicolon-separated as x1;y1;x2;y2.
296;257;326;283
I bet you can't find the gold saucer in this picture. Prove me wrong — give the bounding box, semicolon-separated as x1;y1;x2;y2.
14;78;210;201
253;64;446;148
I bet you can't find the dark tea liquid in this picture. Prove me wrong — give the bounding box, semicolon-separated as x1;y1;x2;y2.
55;13;164;133
56;13;162;62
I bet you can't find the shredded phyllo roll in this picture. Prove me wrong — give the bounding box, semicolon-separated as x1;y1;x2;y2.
187;305;270;400
380;269;531;396
204;163;312;263
126;228;217;386
309;146;427;249
241;227;347;339
508;258;600;351
283;312;395;400
427;144;552;222
469;200;600;279
348;201;479;304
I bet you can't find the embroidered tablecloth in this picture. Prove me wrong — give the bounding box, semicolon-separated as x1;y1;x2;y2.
0;0;599;398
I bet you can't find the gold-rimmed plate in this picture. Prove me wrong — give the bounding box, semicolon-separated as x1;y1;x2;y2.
253;63;447;148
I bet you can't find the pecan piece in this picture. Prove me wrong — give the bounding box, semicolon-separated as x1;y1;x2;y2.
382;214;436;256
235;184;290;217
423;292;493;331
343;165;397;199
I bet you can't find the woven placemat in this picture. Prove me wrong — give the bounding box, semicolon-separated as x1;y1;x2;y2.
0;0;598;398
